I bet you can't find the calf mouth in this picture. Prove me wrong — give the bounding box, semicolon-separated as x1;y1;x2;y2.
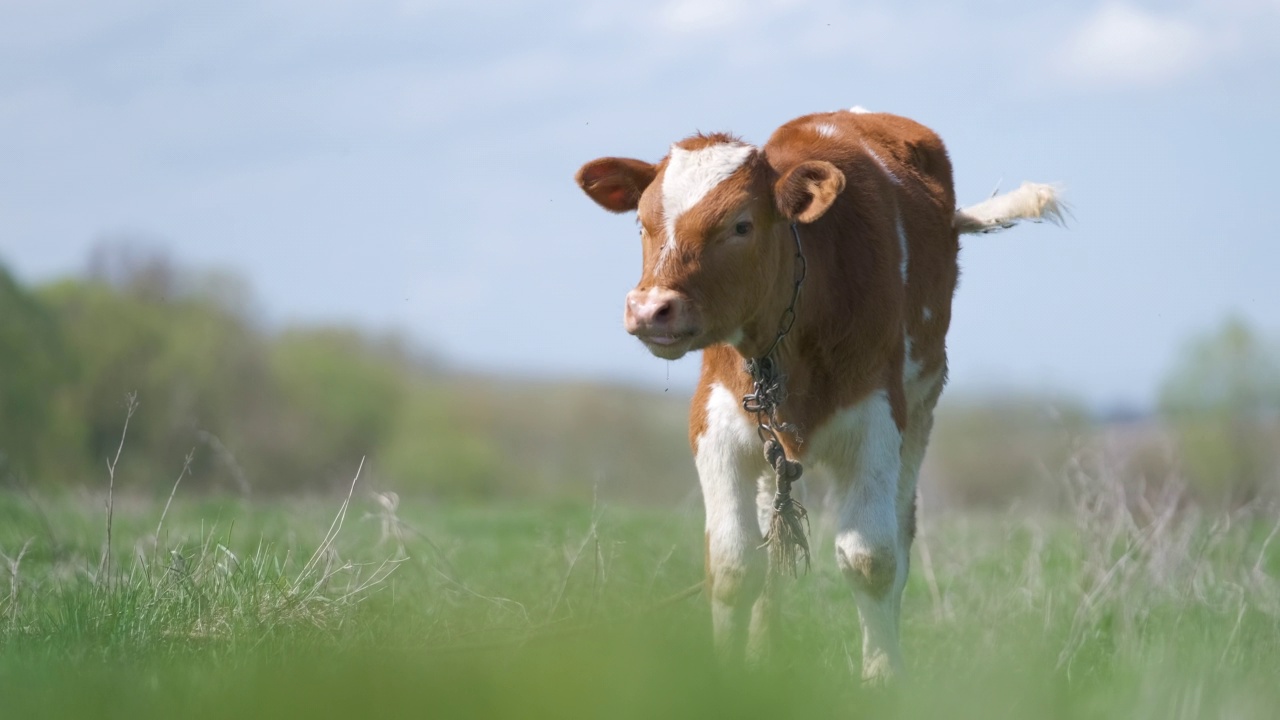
635;330;700;360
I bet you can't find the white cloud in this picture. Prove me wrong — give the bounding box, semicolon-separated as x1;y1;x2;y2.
1055;3;1212;88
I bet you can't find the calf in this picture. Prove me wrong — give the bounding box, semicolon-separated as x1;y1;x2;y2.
575;107;1063;681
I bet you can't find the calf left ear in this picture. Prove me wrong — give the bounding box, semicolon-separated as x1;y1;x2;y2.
774;161;846;224
575;157;657;213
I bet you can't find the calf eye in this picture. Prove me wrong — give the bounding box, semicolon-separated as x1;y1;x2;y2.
733;221;753;236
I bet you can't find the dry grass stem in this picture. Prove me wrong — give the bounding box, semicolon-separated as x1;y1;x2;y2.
2;539;33;629
295;456;364;589
154;448;195;546
99;391;138;581
550;496;603;620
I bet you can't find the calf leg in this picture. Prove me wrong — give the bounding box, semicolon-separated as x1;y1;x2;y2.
828;390;906;683
894;371;943;626
745;472;784;659
695;385;768;662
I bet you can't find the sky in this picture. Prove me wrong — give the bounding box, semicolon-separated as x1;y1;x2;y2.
2;0;1278;410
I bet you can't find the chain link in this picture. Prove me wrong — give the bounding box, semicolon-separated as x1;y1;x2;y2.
742;222;811;575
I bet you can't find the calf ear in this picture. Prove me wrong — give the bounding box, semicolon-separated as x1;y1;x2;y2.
774;161;846;223
575;157;658;213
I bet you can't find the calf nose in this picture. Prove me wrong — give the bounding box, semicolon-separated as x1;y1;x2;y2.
624;288;685;335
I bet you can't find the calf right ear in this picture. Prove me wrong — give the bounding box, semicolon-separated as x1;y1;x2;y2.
774;160;846;224
575;157;657;213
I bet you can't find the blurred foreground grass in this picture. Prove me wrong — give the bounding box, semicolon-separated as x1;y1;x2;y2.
1;478;1279;720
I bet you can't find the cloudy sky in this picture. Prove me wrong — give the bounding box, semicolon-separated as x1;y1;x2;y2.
2;0;1278;409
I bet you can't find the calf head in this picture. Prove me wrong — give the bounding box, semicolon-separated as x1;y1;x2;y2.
576;133;845;360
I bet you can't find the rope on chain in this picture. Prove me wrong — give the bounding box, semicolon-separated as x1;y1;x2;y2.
743;222;810;577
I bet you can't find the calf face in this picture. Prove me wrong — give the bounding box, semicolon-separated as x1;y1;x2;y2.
576;133;845;360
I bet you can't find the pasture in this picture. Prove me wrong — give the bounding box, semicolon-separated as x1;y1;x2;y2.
2;456;1278;720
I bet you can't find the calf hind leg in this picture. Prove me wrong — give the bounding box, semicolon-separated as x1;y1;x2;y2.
893;372;944;626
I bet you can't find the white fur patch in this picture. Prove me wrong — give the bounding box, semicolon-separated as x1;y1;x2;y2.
903;336;922;384
809;390;900;476
860;141;901;186
818;391;903;593
849;105;873;114
922;307;933;322
813;122;838;138
658;142;755;273
695;382;762;570
895;209;908;283
906;367;944;410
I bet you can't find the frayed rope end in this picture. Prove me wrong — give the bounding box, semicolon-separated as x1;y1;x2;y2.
763;487;811;577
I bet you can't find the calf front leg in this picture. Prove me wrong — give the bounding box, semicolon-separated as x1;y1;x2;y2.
695;384;769;662
826;390;907;683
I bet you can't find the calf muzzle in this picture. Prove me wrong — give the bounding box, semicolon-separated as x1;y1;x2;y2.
624;287;697;355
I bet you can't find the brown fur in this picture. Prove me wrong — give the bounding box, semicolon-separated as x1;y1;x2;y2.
686;113;956;455
577;111;958;457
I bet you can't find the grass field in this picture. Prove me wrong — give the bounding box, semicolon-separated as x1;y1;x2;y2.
2;460;1279;719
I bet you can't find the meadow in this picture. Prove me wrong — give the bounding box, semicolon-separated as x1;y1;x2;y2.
6;253;1279;717
2;447;1278;720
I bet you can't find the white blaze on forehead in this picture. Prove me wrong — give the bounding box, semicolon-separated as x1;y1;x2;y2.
656;142;755;272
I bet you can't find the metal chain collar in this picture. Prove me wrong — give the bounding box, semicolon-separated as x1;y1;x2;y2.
742;222;811;575
743;222;807;461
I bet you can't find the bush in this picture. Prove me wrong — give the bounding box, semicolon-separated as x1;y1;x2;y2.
0;265;77;480
1159;318;1280;506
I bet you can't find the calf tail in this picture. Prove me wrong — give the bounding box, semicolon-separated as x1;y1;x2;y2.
954;182;1067;234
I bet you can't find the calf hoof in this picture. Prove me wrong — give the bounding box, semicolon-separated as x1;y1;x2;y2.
861;652;899;685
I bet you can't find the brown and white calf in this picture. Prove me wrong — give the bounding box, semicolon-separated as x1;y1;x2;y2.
575;107;1063;681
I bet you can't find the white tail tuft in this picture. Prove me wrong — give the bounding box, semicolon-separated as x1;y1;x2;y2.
954;182;1068;235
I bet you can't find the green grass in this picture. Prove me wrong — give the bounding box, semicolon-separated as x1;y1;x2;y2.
1;475;1278;719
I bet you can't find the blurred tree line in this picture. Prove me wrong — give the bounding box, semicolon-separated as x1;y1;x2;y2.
1160;318;1280;506
0;246;692;500
2;246;1276;507
921;318;1280;511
